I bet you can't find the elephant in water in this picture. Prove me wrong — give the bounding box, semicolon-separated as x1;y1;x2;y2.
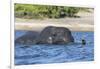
15;31;39;44
15;26;74;45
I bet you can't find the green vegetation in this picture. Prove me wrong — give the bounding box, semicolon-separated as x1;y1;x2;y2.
14;3;91;19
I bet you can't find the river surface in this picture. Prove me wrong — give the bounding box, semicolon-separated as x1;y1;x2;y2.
15;31;94;65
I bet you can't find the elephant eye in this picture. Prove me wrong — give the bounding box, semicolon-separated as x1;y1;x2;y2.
52;34;56;37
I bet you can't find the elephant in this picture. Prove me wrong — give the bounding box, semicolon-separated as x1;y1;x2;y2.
15;26;74;45
36;26;74;44
15;31;39;44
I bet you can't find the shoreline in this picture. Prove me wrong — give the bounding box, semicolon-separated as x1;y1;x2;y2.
15;22;94;32
15;10;94;32
15;11;94;32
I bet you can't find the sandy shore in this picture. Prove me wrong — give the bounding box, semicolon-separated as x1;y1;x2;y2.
15;11;94;32
15;22;94;32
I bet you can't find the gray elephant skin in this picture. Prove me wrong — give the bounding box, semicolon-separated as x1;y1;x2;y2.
15;26;74;45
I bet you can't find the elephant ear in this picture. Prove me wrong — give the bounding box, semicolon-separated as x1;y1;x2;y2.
63;28;74;42
36;26;55;44
39;26;54;38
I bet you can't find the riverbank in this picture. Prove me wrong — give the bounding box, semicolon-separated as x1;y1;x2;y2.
15;11;94;32
15;22;93;32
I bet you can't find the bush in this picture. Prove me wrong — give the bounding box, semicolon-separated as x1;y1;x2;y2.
14;4;81;19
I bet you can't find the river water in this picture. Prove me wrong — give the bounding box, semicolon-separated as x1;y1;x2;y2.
15;31;94;65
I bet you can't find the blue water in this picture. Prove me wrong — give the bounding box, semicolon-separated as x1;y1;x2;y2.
15;31;94;65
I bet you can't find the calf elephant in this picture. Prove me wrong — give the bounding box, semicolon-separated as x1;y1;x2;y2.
15;26;74;45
